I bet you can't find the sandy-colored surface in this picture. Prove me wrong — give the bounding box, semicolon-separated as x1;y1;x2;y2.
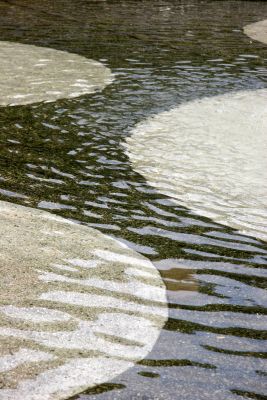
125;89;267;241
0;41;113;106
244;19;267;45
0;201;167;399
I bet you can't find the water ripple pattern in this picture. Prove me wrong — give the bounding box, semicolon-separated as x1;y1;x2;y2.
0;1;267;399
125;89;267;241
0;201;167;399
0;41;113;106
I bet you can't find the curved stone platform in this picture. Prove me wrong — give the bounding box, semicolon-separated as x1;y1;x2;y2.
0;41;113;106
244;19;267;45
0;201;167;399
125;89;267;241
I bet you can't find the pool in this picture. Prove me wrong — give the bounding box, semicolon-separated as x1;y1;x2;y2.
0;1;267;399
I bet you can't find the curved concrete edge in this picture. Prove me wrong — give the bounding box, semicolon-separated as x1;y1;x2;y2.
0;200;167;400
0;41;114;106
125;89;267;242
244;19;267;45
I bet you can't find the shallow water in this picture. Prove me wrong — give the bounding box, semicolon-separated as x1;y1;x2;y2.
0;0;267;399
0;201;167;399
0;41;113;106
125;89;267;241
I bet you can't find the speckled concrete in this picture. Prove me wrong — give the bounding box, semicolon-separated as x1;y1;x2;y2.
0;201;167;399
125;89;267;241
244;19;267;45
0;41;113;106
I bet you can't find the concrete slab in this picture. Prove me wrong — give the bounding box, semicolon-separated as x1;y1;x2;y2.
244;19;267;45
0;41;113;106
0;201;167;399
125;89;267;241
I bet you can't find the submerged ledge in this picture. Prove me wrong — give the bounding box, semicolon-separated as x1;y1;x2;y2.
125;89;267;241
244;19;267;45
0;41;113;106
0;201;167;400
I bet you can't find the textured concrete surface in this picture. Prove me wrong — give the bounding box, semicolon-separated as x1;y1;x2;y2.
0;41;113;106
244;19;267;45
0;201;167;399
125;89;267;241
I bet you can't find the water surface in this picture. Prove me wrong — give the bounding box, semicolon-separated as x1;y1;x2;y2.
0;1;267;399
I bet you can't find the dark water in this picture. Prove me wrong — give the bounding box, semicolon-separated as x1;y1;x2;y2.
0;1;267;399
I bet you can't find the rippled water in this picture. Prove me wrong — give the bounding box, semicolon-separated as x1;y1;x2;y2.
125;89;267;241
0;0;267;399
0;41;113;105
0;202;167;399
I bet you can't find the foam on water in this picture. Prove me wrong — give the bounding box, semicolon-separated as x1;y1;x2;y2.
125;89;267;241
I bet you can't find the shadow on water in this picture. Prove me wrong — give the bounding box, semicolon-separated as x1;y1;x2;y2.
0;0;267;398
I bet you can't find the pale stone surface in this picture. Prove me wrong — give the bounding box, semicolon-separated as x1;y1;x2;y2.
0;201;167;399
0;41;113;106
244;19;267;45
125;89;267;241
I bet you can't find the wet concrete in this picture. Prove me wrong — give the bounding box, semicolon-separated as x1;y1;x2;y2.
125;89;267;241
0;41;113;106
244;19;267;45
0;201;167;399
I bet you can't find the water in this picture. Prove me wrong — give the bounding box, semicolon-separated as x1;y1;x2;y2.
0;0;267;399
125;89;267;241
0;202;167;399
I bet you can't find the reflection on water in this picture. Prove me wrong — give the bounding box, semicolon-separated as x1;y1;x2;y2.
0;0;267;399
